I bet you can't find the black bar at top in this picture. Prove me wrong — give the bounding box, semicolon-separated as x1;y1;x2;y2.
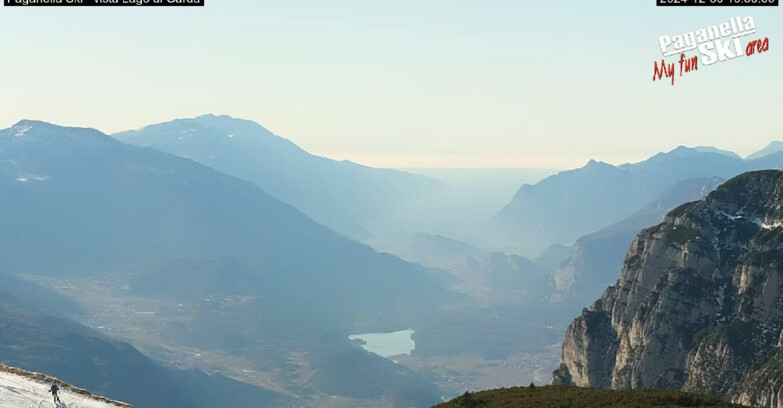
5;0;204;6
658;0;777;5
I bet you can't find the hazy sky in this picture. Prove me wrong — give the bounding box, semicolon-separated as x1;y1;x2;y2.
1;1;781;168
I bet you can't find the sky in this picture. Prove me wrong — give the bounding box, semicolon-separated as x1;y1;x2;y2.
0;1;781;168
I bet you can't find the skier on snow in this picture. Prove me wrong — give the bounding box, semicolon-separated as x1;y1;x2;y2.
50;383;61;405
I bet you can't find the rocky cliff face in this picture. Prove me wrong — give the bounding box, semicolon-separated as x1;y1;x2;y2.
554;170;783;408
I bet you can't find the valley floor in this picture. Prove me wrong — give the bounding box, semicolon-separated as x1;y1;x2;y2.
21;273;567;407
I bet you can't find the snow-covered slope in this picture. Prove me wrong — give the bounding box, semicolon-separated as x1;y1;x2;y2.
0;366;130;408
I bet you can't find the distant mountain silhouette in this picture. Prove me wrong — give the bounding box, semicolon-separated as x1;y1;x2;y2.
397;235;552;307
692;146;743;159
485;252;550;296
746;141;783;160
533;244;571;271
0;120;449;407
492;146;780;252
398;233;487;268
114;114;441;240
747;150;783;170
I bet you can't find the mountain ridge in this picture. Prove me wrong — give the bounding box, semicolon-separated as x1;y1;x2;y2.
492;145;781;252
114;114;442;240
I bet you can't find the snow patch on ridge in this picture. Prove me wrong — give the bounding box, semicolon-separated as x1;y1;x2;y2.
15;174;49;184
13;125;32;138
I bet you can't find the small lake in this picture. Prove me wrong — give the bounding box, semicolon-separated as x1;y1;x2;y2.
348;329;415;358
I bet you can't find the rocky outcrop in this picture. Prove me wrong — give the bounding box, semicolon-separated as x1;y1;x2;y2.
554;171;783;407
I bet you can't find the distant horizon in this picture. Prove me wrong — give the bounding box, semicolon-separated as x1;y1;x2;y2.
3;115;780;170
2;2;780;170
